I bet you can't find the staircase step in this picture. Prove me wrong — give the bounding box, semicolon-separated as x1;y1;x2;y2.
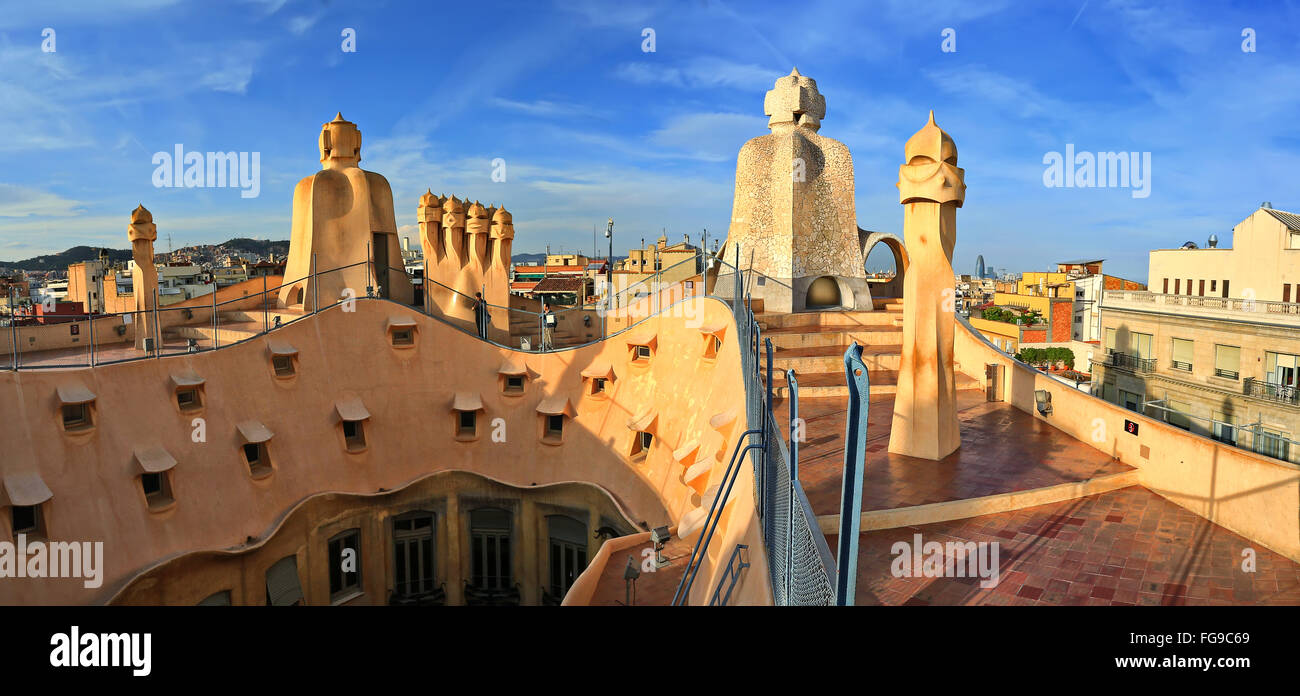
772;344;901;372
755;310;901;330
765;326;903;349
765;369;980;398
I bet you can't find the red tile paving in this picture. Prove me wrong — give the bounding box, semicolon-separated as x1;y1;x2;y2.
588;534;694;606
829;486;1300;606
774;391;1133;517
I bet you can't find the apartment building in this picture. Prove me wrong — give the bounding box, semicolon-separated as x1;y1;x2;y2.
1095;205;1300;464
66;260;107;314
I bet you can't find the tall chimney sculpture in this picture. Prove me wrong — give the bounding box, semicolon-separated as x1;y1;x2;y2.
127;205;159;352
888;112;965;460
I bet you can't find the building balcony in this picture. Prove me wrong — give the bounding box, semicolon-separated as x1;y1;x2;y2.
1243;377;1300;405
1102;290;1300;328
1107;351;1155;373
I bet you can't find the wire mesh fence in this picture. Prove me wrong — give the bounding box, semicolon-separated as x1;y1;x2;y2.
720;254;838;606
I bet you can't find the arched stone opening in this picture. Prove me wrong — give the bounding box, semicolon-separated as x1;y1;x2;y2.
859;231;909;304
805;276;842;308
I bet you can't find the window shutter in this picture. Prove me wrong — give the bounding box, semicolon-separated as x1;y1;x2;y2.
1104;328;1116;351
1215;346;1240;373
1172;338;1194;365
1135;333;1153;359
266;556;304;606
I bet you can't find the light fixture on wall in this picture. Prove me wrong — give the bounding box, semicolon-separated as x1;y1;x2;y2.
623;554;640;606
651;525;672;568
1035;389;1053;416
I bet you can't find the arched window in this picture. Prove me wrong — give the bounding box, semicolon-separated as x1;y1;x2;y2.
547;515;588;600
470;508;513;591
393;511;436;598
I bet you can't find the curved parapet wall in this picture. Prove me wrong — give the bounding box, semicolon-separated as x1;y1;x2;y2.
954;317;1300;562
0;296;769;605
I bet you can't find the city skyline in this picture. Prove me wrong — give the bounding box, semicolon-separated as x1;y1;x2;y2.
2;1;1299;281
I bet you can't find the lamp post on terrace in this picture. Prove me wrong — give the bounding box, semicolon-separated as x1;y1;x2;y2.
605;218;614;337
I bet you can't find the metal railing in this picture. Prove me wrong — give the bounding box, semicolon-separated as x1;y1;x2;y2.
1108;352;1156;373
1141;398;1300;464
1244;377;1300;405
708;544;750;606
671;246;837;606
3;251;717;369
12;245;842;605
742;288;837;604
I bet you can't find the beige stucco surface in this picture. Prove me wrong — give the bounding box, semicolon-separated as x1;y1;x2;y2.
955;318;1300;563
0;295;769;605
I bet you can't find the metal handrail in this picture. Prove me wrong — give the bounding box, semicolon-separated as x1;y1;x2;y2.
708;544;750;606
670;428;763;606
785;368;799;597
836;342;870;606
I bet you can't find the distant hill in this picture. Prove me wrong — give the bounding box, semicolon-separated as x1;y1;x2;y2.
219;238;291;257
1;239;290;271
5;245;615;272
0;246;133;271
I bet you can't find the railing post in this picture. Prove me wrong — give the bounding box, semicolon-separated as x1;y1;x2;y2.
762;336;773;519
152;289;161;360
733;244;741;310
837;342;870;606
211;283;218;349
263;275;269;334
311;253;318;314
786;368;799;600
10;289;18;370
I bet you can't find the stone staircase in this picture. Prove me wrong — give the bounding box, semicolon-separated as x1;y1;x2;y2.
757;299;979;398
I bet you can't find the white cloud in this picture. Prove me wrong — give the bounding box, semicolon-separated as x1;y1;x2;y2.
614;56;782;91
489;97;585;118
199;64;255;94
0;0;182;30
287;13;323;36
925;65;1071;120
649;112;766;162
0;185;84;218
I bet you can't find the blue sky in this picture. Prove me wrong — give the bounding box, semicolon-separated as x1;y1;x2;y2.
1;0;1298;281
